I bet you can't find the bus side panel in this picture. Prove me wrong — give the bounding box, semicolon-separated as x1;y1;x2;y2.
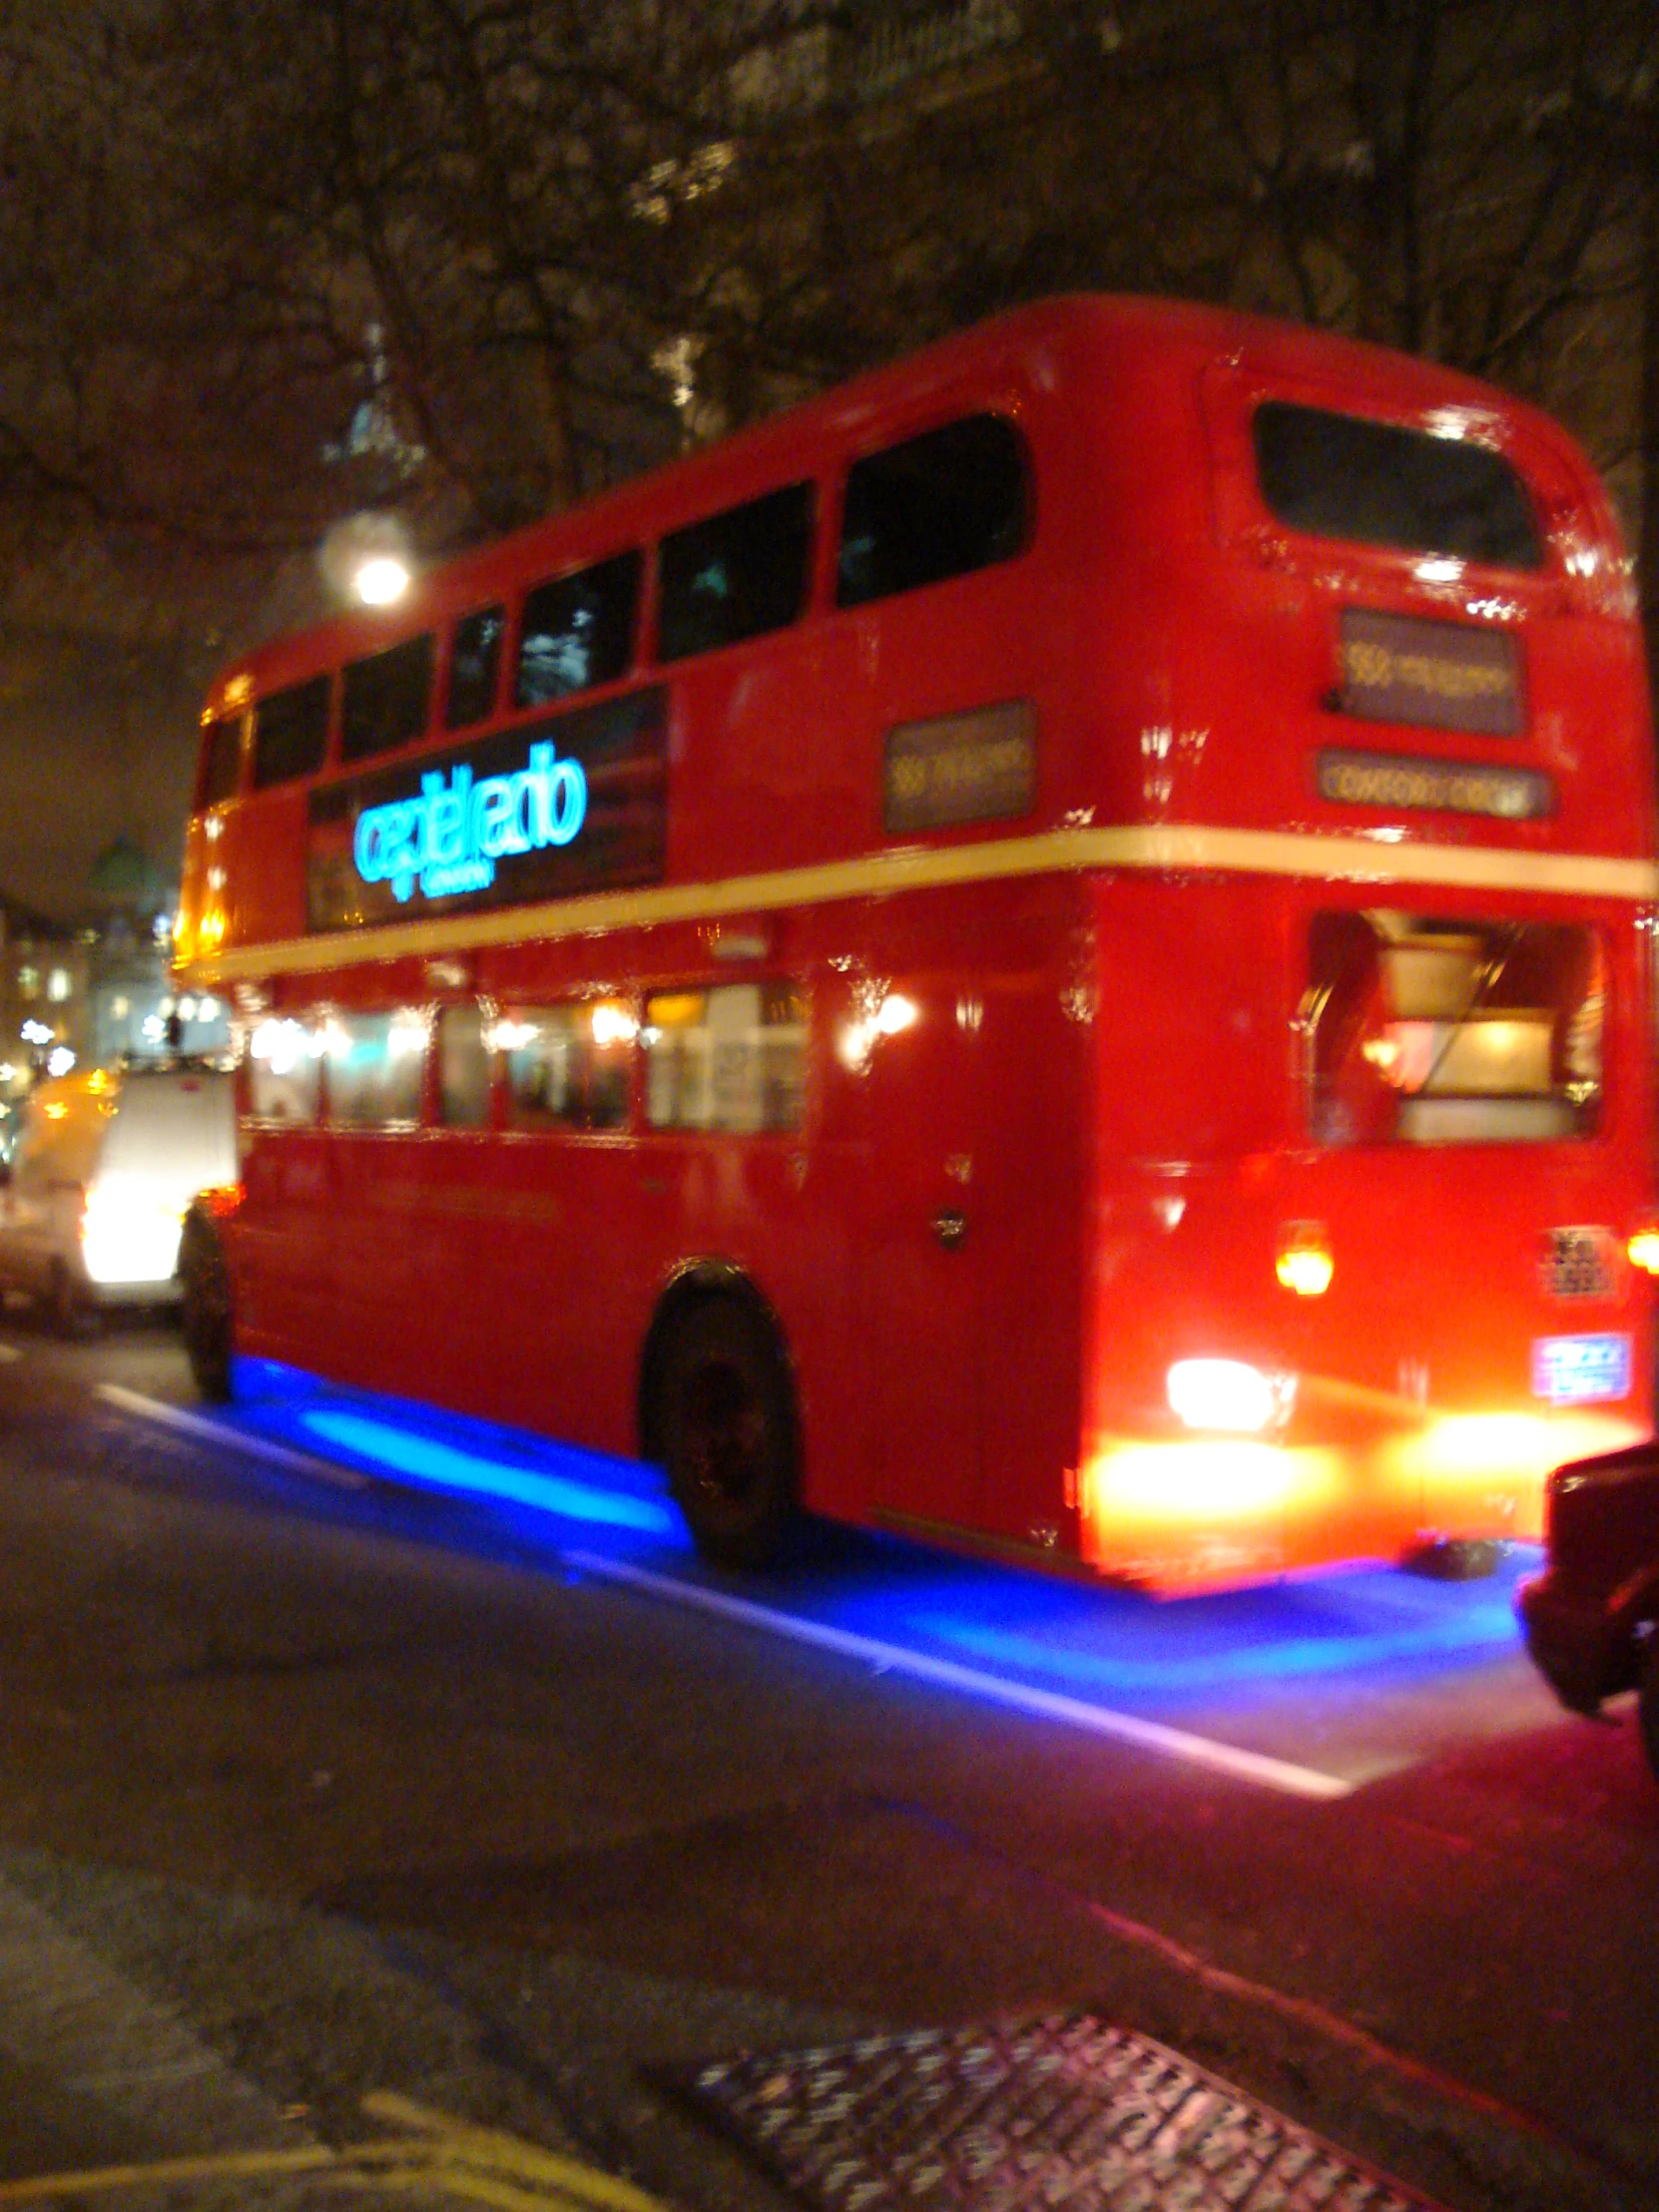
234;1125;343;1368
852;878;1086;1562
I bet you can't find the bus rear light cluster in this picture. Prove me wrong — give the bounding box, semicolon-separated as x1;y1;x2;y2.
1167;1359;1295;1435
1626;1220;1659;1277
1276;1220;1334;1298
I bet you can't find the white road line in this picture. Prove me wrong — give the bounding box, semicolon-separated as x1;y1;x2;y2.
94;1384;371;1491
98;1384;1354;1802
563;1549;1355;1802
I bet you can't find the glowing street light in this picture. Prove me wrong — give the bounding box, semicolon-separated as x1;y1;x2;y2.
321;511;414;608
355;553;411;606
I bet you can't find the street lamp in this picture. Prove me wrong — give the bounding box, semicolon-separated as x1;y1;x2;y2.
354;553;411;606
321;513;414;608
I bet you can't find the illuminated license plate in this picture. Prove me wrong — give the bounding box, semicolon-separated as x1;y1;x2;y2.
1531;1333;1631;1405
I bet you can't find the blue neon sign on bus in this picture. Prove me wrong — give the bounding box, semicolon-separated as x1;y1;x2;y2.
352;739;588;905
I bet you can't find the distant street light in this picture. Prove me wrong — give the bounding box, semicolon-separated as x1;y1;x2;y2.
321;512;414;608
354;553;412;606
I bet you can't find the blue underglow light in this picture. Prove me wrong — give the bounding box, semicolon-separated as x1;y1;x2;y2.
899;1581;1525;1691
228;1362;1533;1740
297;1406;678;1535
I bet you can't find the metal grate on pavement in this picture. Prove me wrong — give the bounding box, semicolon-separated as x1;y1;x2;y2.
677;2010;1449;2211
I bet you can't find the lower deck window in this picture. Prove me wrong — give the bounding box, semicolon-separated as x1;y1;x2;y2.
247;1017;322;1123
644;982;806;1133
324;1009;426;1127
497;1002;634;1132
437;1003;493;1127
1308;910;1602;1146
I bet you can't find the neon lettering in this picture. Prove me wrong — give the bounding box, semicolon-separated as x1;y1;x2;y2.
352;740;588;904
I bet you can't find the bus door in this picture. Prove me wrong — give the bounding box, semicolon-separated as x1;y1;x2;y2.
859;930;985;1540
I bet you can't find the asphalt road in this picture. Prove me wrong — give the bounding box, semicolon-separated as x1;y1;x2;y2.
0;1310;1655;2212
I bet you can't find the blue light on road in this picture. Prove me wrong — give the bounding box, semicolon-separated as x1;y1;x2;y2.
295;1405;679;1535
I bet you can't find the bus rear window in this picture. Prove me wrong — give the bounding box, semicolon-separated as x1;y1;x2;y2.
1255;402;1545;570
252;677;330;790
1308;910;1601;1146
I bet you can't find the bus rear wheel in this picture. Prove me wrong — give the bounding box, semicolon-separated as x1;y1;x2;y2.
653;1299;799;1570
179;1209;235;1402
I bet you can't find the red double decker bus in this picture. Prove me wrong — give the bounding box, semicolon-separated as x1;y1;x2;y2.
173;294;1659;1593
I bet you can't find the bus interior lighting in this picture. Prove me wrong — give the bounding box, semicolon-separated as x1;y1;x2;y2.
589;1002;639;1047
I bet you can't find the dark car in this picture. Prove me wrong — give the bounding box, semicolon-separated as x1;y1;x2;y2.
1517;1442;1659;1783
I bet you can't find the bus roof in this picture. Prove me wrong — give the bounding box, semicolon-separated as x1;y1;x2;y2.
204;291;1610;717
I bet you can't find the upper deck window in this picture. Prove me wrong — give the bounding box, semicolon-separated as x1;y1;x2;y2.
658;483;815;662
516;551;641;708
198;715;244;808
837;414;1029;607
1254;401;1544;570
251;676;330;791
340;633;435;764
447;606;505;728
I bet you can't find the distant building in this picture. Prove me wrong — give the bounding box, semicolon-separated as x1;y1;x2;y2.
0;890;87;1151
0;840;230;1155
78;837;231;1066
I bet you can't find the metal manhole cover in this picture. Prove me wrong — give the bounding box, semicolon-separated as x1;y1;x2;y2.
677;2010;1447;2210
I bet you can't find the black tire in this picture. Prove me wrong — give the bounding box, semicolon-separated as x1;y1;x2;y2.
179;1209;235;1402
48;1259;91;1340
1639;1636;1659;1790
652;1298;799;1570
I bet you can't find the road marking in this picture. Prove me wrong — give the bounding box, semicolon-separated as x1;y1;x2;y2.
0;1342;21;1363
564;1549;1354;1801
366;2091;670;2210
0;2093;669;2208
94;1383;371;1490
100;1387;1353;1802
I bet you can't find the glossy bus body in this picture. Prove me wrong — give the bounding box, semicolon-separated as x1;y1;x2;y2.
175;294;1659;1592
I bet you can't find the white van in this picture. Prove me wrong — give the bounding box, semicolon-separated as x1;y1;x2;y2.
0;1063;238;1328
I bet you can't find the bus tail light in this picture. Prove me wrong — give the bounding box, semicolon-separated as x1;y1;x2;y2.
1276;1220;1334;1297
1168;1359;1293;1434
1627;1218;1659;1278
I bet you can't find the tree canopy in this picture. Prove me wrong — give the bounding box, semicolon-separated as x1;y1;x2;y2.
1;1;1656;675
